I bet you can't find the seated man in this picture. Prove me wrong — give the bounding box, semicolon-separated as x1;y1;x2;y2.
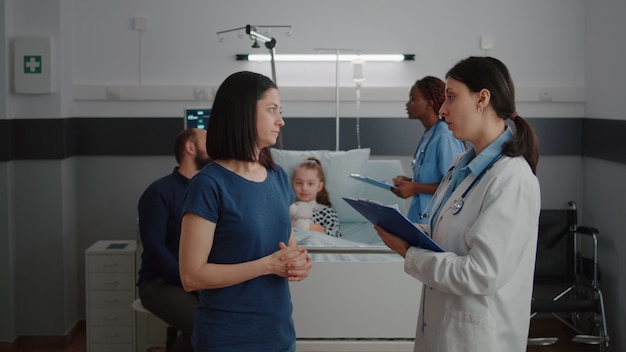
137;128;210;352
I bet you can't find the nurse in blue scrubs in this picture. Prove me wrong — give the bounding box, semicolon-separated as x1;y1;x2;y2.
392;76;465;223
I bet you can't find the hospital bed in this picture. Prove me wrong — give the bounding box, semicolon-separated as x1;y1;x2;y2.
271;148;421;352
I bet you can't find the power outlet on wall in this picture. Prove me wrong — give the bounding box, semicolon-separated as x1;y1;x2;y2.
133;17;149;31
480;35;494;50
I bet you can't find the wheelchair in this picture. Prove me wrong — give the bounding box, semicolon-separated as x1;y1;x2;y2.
527;201;610;350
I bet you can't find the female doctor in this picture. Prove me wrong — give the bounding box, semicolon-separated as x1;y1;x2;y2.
375;56;540;352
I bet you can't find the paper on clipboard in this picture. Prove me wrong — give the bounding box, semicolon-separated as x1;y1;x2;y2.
343;197;445;252
350;173;396;190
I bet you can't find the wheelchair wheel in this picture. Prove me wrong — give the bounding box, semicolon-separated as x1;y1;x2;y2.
569;284;596;334
569;284;608;350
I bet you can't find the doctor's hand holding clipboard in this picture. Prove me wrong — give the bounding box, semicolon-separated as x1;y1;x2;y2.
342;197;444;256
374;224;414;258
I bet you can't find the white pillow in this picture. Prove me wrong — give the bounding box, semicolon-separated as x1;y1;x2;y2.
270;148;371;223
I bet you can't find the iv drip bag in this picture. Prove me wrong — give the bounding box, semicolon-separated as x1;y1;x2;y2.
352;58;365;84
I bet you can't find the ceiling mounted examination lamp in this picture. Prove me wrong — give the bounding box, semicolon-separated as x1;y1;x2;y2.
236;54;415;62
245;25;276;50
217;24;291;44
217;24;292;149
217;24;292;85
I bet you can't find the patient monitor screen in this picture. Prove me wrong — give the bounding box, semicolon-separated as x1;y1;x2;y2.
184;108;211;130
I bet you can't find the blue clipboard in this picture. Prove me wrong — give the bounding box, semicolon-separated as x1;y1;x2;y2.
343;197;445;252
349;173;396;191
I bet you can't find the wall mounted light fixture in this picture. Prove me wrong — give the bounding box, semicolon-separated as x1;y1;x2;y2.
236;54;415;62
233;44;414;151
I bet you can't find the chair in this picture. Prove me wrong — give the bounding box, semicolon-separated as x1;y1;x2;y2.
527;201;610;350
132;298;178;352
133;238;179;351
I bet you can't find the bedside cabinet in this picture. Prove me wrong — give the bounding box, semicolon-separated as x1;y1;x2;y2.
85;240;137;352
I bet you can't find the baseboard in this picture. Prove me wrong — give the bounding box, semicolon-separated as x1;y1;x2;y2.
0;320;85;352
296;339;414;352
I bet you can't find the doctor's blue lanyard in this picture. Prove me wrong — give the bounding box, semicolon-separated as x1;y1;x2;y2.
424;153;504;229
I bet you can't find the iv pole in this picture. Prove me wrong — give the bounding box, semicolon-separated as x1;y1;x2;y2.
314;48;361;151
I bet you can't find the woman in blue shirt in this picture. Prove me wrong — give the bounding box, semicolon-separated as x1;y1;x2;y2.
179;71;312;352
393;76;465;223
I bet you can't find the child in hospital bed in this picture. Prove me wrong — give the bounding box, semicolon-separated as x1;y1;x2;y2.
290;157;341;237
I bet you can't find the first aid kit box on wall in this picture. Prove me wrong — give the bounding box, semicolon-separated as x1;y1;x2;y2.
14;36;56;94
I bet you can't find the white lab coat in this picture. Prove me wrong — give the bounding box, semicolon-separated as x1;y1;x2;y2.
405;155;540;352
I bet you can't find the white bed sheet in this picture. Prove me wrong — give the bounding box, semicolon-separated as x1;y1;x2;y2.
276;154;419;350
294;228;402;262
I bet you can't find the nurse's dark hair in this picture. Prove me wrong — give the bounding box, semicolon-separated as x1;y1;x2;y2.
446;56;539;174
415;76;446;113
206;71;277;170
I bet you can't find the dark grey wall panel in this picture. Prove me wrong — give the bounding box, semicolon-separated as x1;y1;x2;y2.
6;118;77;160
75;118;182;156
280;118;421;155
528;118;582;156
0;119;12;161
279;118;337;150
281;117;585;156
582;119;626;164
0;117;623;162
340;118;422;155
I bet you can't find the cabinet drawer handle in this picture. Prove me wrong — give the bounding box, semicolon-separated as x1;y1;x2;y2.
103;298;118;303
102;263;118;267
103;280;119;285
104;315;118;320
104;333;119;337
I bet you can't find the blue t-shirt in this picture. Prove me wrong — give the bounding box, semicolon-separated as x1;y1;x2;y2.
409;120;465;223
182;161;296;352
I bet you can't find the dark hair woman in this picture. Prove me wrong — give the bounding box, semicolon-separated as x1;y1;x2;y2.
179;71;311;352
376;57;541;352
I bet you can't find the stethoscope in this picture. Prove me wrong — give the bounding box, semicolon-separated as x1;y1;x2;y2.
419;153;503;220
410;138;431;169
410;121;443;169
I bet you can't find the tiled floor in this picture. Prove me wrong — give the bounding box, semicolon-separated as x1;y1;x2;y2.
47;318;609;352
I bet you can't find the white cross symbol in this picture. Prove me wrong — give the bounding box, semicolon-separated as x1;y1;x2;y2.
25;57;41;72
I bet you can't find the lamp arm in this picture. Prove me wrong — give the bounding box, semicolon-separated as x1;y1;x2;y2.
246;25;274;43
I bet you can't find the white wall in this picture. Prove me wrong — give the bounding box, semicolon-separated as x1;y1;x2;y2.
585;1;626;350
586;0;626;120
72;0;585;87
582;159;626;352
68;0;586;118
0;0;15;342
